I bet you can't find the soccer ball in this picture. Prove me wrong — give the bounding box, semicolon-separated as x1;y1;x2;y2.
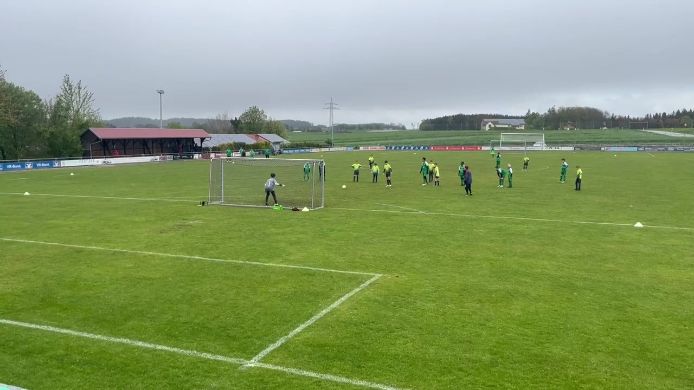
341;185;347;189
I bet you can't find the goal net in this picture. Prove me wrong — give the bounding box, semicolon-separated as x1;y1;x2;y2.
209;157;325;209
499;133;545;151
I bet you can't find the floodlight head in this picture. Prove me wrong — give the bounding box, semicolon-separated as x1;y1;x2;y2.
156;89;165;94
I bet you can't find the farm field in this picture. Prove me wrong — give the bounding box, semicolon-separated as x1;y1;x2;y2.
1;150;693;389
285;129;694;146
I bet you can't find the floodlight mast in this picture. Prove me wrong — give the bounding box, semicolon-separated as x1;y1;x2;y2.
324;97;339;147
156;89;165;128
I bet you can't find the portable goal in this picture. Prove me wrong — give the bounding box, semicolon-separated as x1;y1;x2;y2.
209;157;325;210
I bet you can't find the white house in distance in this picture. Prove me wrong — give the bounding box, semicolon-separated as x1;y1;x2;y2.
481;118;526;131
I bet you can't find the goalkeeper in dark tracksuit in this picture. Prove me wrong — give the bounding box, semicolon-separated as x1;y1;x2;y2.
420;158;429;185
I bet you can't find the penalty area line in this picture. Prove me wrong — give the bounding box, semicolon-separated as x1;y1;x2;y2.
376;203;425;213
246;274;382;365
0;237;380;277
0;318;403;390
332;207;693;231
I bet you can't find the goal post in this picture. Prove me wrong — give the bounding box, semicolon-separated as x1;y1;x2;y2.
209;157;325;210
499;133;545;152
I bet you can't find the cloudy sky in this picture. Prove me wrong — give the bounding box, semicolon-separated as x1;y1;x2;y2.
2;0;693;126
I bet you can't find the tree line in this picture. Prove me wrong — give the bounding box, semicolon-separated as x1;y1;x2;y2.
0;70;101;160
420;114;523;131
422;106;694;130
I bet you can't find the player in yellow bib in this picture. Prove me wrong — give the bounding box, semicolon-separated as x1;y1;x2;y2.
351;161;362;182
383;161;393;187
433;163;440;187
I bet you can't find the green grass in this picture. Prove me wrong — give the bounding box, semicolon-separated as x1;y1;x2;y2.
286;129;694;146
1;150;693;389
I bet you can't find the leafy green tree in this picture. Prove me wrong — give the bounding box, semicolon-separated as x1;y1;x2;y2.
0;80;46;160
239;106;268;133
44;75;102;157
166;121;184;129
679;115;692;128
265;119;288;137
525;110;543;130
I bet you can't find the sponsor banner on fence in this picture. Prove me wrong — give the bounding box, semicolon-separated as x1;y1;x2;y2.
0;160;61;172
640;146;694;152
602;146;639;152
430;145;483;151
385;145;431;151
359;145;387;151
60;156;166;168
482;146;574;151
282;148;312;154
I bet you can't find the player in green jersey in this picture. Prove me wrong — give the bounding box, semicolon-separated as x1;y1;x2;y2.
383;161;393;187
575;166;583;191
458;161;466;186
507;163;513;188
523;156;530;171
560;158;569;183
303;162;311;181
368;155;375;169
351;161;362;182
371;162;380;183
495;152;501;169
420;157;429;185
496;167;505;188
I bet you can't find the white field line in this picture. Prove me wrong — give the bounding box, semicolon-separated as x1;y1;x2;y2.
376;203;424;213
0;318;403;390
0;237;379;277
246;274;382;365
0;383;27;390
332;207;694;231
0;192;198;203
0;318;246;365
251;362;402;390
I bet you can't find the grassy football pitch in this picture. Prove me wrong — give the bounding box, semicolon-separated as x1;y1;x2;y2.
1;151;693;389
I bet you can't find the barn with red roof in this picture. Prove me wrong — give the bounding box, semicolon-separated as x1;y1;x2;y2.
81;128;210;157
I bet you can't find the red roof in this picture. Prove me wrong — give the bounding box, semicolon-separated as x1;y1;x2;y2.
87;128;210;140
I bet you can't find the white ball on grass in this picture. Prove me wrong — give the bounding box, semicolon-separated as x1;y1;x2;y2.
341;184;347;189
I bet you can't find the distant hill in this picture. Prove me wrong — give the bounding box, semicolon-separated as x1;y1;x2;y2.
106;117;204;128
107;117;405;132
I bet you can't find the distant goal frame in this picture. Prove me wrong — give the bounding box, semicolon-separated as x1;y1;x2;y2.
498;132;546;152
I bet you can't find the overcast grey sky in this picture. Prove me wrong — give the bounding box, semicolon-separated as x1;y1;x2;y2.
2;0;693;125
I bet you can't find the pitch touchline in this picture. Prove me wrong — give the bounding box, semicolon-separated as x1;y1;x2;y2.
0;237;380;277
332;207;693;231
246;274;382;365
0;319;402;390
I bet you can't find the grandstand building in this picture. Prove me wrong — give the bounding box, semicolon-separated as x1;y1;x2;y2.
80;128;210;158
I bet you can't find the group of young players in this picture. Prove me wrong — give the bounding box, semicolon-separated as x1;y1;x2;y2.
351;155;393;187
347;152;584;192
264;152;584;206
